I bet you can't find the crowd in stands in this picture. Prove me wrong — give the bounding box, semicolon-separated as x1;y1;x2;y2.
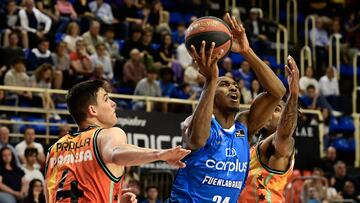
0;0;359;202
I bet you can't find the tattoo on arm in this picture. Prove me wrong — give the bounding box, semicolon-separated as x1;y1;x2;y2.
278;94;298;139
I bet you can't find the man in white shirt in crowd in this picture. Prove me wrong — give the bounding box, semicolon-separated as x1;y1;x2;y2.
15;127;45;167
299;66;319;95
176;43;192;69
21;148;44;186
309;17;329;74
319;67;339;96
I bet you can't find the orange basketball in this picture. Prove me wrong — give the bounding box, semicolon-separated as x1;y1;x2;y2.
185;16;232;60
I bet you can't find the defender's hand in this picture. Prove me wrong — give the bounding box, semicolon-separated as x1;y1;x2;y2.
285;56;300;95
121;189;137;203
190;41;223;81
225;13;250;54
158;146;191;168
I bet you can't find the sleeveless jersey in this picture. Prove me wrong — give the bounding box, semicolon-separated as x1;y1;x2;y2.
45;127;123;203
238;144;294;203
169;117;250;203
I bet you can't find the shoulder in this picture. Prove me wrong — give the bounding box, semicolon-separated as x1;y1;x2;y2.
236;110;249;127
98;127;126;142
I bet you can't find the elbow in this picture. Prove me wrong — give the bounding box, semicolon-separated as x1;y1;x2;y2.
110;152;128;166
273;85;286;99
188;133;206;149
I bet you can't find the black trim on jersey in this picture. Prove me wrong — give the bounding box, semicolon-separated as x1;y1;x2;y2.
44;144;54;175
93;128;123;182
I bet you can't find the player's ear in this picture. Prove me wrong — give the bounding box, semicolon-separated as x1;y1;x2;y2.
88;105;97;116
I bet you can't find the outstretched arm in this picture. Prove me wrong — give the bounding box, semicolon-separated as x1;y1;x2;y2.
226;13;286;135
99;127;190;168
184;42;223;150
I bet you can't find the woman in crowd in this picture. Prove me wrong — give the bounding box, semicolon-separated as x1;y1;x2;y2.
22;179;45;203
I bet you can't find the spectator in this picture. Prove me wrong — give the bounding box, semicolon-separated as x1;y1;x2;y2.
127;179;146;202
82;20;104;55
116;0;142;25
122;166;140;188
51;41;69;89
238;79;252;104
54;0;77;33
22;179;45;203
19;0;52;49
123;48;146;88
233;61;254;90
320;146;338;177
342;180;360;202
219;57;233;77
0;91;7;118
183;62;203;87
299;84;333;111
90;43;113;81
344;12;360;50
139;29;157;71
0;146;26;203
0;126;20;165
104;28;123;62
159;68;175;98
15;127;45;167
309;17;329;74
122;25;143;59
173;83;196;100
142;186;161;203
148;0;171;35
176;42;192;69
63;22;82;53
0;0;29;48
27;38;53;72
3;31;24;53
250;79;262;100
172;23;186;47
319;67;339;97
0;32;24;79
133;69;162;111
89;0;116;25
4;57;43;107
331;161;355;192
299;66;319;95
69;39;93;83
21;148;44;186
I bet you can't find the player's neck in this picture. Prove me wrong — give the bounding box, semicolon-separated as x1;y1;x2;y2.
213;109;236;129
79;119;102;131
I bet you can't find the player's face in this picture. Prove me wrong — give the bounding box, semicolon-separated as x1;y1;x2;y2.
215;77;240;112
263;101;285;133
94;88;117;128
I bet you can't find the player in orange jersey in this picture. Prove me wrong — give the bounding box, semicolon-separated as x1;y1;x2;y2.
238;56;299;202
45;80;190;203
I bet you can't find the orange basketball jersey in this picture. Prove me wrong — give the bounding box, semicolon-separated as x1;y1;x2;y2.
46;127;123;203
238;144;294;203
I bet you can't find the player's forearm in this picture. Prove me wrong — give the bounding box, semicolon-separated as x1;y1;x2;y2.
111;144;161;166
187;80;217;149
242;49;286;98
277;93;298;139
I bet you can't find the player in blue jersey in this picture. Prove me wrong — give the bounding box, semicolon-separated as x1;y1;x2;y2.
168;14;286;203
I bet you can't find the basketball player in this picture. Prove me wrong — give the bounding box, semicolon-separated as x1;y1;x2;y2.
45;80;191;203
238;56;299;202
168;14;286;202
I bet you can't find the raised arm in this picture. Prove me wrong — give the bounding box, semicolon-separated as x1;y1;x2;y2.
99;127;190;167
226;13;286;135
183;41;223;150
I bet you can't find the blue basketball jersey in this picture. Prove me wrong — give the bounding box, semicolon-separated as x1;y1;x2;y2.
169;117;250;203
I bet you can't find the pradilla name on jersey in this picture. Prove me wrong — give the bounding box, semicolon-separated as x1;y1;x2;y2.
169;116;250;203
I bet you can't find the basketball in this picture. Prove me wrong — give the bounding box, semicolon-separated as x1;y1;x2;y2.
185;16;232;60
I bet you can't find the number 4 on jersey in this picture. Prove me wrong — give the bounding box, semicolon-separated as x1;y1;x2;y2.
213;195;230;203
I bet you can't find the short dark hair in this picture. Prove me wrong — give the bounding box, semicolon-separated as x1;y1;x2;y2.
25;147;38;157
66;80;110;125
146;185;158;192
12;56;25;66
38;37;49;44
306;84;316;90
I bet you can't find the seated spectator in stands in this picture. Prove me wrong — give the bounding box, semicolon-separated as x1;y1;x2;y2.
15;127;45;167
90;43;113;81
133;69;162;111
184;62;203;87
0;91;7;118
63;22;82;53
82;20;104;55
330;19;352;64
158;33;183;81
69;39;93;82
54;0;77;33
238;79;252;104
172;23;186;47
27;38;53;72
299;66;319;95
319;67;339;97
173;83;197;100
123;49;146;89
142;186;161;203
309;17;329;74
219;57;232;77
73;0;94;21
159;68;175;98
4;57;43;107
21;148;44;185
342;180;360;202
51;41;69;89
89;0;117;25
250;79;262;101
0;146;26;203
320;146;338;177
116;0;143;26
0;0;28;49
308;0;329;16
122;25;143;59
127;179;146;202
344;12;360;50
330;161;356;192
19;0;52;49
139;29;157;71
233;61;254;90
176;42;192;69
0;126;20;165
22;179;45;203
3;32;23;53
299;84;333;111
148;0;171;35
104;28;123;63
34;0;56;21
0;32;24;74
244;8;271;58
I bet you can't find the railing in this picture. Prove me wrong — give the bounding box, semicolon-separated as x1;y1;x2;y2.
329;33;342;79
304;15;317;69
269;0;280;23
276;24;289;65
353;51;360;114
250;8;264;18
300;46;312;77
286;0;298;44
225;0;236;12
354;114;360;167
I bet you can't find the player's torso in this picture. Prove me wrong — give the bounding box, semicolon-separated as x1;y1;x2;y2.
171;118;250;203
46;127;122;203
238;146;294;203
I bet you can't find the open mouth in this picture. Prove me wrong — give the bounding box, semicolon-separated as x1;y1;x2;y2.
229;93;239;102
